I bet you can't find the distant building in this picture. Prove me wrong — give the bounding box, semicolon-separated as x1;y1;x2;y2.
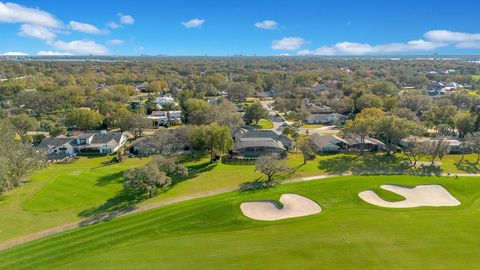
147;110;182;127
305;113;346;125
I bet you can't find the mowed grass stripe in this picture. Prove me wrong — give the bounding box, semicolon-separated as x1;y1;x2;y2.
0;195;235;268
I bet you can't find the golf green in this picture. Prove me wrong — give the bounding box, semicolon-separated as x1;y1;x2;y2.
1;174;478;270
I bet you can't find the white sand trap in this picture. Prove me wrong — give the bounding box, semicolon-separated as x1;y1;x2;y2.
240;194;321;221
359;184;461;208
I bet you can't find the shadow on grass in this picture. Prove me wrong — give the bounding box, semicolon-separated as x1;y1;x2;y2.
455;161;480;173
318;153;414;175
78;190;145;226
239;177;278;193
95;171;124;186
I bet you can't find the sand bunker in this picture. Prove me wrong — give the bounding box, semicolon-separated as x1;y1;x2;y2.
240;194;321;221
359;184;461;208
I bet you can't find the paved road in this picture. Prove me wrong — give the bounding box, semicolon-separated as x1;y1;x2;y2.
260;99;288;132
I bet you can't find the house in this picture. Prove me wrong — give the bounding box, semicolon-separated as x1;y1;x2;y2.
38;131;128;157
232;128;293;157
154;94;177;108
400;137;465;154
343;136;385;152
427;81;463;96
305;113;346;125
233;128;293;150
73;132;128;154
147;110;182;127
37;137;76;157
310;133;349;153
233;137;286;158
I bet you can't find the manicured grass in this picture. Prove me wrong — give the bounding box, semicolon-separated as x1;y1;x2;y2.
23;157;149;212
253;118;274;129
472;74;480;81
0;150;476;246
1;174;479;269
300;123;324;129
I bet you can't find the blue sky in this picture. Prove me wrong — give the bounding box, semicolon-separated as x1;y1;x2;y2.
1;0;480;56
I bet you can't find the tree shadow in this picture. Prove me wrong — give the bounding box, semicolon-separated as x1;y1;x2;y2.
455;161;480;173
78;190;145;226
318;154;412;175
95;171;124;186
318;155;357;175
409;165;443;176
239;177;278;193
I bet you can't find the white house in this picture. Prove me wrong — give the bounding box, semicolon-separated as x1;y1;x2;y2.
305;113;346;125
147;110;182;127
37;137;76;156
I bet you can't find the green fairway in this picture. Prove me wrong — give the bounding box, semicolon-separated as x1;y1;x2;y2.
0;175;479;270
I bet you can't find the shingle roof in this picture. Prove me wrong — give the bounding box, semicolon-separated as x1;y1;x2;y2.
234;137;285;150
37;137;74;148
310;133;348;148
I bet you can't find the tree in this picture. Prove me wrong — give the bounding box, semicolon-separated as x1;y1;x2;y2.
226;82;254;102
297;136;316;164
402;138;423;167
146;79;169;93
108;107;134;130
213;100;244;129
7;114;39;139
123;163;171;198
0;121;45;193
152;156;188;178
65;109;104;131
355;94;382;111
244;102;268;125
466;132;480;165
123;114;151;139
374;115;425;155
192;124;233;163
341;118;372;155
423;139;450;166
331;97;354;114
371;81;398;96
181;98;213;125
255;153;290;183
454;112;475;138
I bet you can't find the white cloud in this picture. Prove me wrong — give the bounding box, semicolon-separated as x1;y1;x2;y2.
118;14;134;25
456;41;480;49
272;37;307;50
2;51;28;55
68;21;102;34
298;39;445;55
37;50;72;56
53;40;109;55
107;39;124;45
424;30;480;43
182;18;205;28
107;22;120;29
19;24;56;41
255;20;277;30
0;2;61;28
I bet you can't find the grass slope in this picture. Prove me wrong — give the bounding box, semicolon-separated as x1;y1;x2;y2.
1;175;479;270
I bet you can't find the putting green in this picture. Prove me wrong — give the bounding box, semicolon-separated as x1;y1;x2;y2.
1;175;479;270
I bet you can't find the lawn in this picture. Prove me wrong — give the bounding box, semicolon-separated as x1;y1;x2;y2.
1;174;479;269
253;118;274;129
472;74;480;81
0;151;475;246
299;123;324;129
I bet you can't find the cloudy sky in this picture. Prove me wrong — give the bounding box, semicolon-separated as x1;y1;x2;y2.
1;0;480;56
